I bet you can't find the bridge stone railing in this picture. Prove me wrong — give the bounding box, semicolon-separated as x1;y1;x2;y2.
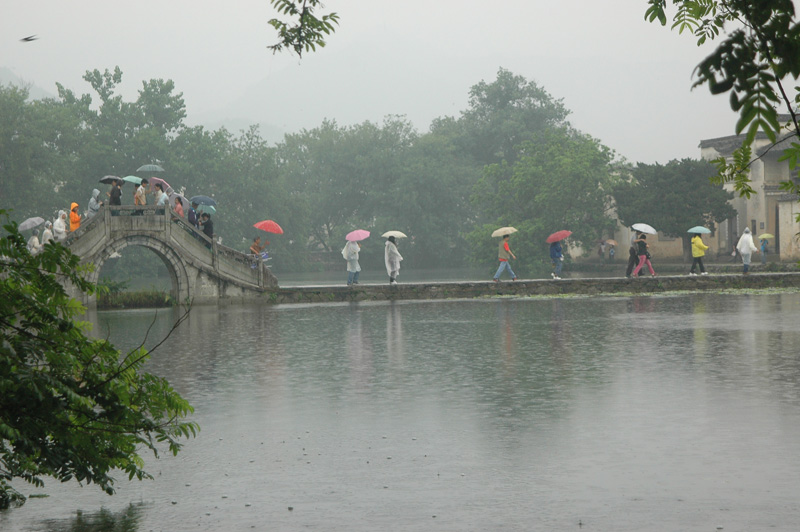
64;205;277;305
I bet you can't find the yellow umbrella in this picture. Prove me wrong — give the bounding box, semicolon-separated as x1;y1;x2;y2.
758;233;774;240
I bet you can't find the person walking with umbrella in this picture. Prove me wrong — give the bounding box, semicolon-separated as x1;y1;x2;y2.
187;201;199;228
550;239;564;279
760;237;769;265
493;234;517;282
385;235;403;285
736;227;758;274
108;180;122;206
342;239;361;285
689;233;709;275
631;234;657;277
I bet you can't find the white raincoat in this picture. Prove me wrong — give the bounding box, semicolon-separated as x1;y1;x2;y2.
53;211;67;241
385;239;403;277
736;228;758;265
342;241;361;273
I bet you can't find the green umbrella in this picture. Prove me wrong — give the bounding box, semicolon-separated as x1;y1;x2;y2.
687;226;711;234
122;175;142;185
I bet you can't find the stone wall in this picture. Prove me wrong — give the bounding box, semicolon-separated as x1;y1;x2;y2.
262;273;800;305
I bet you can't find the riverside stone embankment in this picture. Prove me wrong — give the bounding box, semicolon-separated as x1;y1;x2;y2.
266;272;800;305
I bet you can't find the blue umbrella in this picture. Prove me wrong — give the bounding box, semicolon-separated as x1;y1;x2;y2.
123;175;142;185
687;226;711;234
190;195;217;207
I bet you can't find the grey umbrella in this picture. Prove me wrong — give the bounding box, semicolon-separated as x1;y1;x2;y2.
19;217;45;231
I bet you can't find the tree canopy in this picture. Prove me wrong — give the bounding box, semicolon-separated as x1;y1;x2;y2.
612;159;736;253
0;211;198;509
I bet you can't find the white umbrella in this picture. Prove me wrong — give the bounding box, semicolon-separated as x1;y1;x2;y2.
381;230;407;238
19;217;45;231
632;223;657;235
491;226;518;237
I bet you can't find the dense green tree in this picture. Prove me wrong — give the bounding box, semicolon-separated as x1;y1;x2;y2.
0;211;197;509
431;68;570;167
612;158;736;256
469;127;618;274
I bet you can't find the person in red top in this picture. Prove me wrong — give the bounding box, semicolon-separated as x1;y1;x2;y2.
493;234;517;282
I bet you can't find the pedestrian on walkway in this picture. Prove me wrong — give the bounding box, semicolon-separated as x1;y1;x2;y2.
493;234;517;282
550;239;564;279
343;240;361;285
631;234;656;277
385;236;403;285
689;233;709;275
760;238;768;265
736;227;758;274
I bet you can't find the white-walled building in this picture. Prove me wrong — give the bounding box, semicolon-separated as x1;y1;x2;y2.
700;117;800;260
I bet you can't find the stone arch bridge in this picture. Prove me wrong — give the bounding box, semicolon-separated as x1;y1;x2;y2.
65;205;277;308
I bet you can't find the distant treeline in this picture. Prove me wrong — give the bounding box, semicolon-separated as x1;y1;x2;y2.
0;67;732;276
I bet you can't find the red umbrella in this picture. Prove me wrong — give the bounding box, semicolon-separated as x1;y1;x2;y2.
546;230;572;243
253;220;284;234
346;229;370;242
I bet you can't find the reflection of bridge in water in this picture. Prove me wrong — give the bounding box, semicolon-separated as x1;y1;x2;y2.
65;205;277;308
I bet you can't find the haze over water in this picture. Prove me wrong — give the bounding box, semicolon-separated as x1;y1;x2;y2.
3;292;800;531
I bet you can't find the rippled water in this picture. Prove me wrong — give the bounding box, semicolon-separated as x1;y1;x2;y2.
3;292;800;531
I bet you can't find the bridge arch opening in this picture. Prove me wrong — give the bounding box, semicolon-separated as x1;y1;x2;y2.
88;235;191;304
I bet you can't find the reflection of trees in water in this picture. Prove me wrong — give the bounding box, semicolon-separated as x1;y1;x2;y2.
38;502;147;532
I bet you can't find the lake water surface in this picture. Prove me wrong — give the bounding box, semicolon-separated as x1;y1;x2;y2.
3;292;800;531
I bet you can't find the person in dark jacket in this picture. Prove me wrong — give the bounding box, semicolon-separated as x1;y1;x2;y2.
549;240;564;279
625;235;640;278
200;212;214;239
187;202;199;228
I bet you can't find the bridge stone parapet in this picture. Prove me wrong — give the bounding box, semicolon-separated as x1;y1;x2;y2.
64;205;277;308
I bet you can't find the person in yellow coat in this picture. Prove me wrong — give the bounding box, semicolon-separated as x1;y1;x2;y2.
689;232;709;275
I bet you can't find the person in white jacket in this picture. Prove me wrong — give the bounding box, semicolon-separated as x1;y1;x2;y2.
53;211;67;242
384;236;403;285
41;221;54;246
736;227;759;274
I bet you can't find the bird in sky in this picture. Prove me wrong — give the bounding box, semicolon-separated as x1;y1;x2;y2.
20;35;38;42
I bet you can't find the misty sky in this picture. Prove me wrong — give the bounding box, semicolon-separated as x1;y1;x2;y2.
3;0;744;163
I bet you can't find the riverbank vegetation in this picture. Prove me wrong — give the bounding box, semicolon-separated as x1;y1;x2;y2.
0;212;197;509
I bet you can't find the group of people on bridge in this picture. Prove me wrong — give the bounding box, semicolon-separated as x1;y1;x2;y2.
24;179;217;255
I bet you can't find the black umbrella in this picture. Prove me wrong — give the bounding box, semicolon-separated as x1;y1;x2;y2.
99;175;123;184
190;195;217;207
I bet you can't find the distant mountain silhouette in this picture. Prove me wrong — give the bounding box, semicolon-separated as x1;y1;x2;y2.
0;67;55;100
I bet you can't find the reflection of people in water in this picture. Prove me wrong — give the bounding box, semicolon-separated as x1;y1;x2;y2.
386;302;404;363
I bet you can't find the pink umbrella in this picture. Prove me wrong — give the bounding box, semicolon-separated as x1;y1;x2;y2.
148;177;173;194
253;220;284;234
346;229;370;242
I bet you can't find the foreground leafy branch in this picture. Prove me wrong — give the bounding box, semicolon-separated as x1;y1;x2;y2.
645;0;800;197
267;0;339;57
0;210;198;509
